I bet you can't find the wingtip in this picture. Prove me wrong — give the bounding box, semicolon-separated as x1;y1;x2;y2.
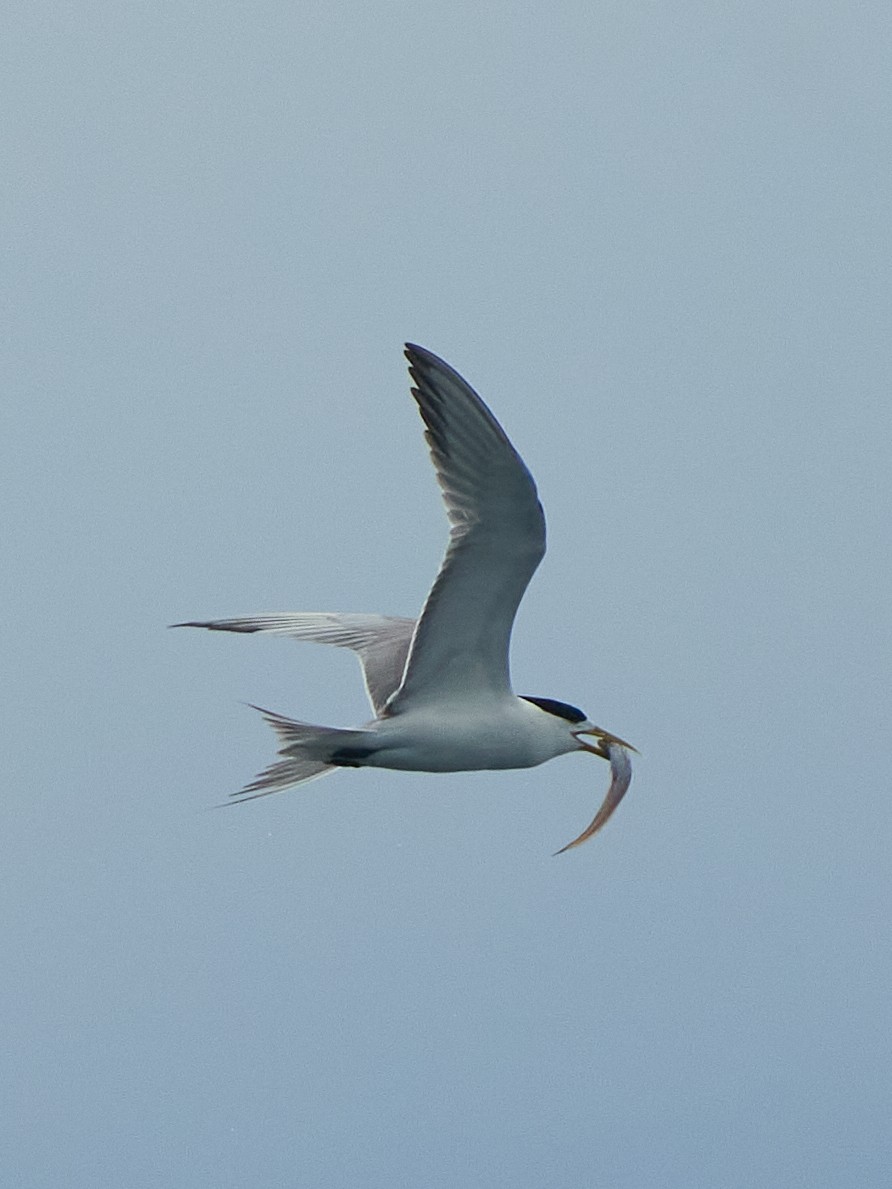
404;343;444;369
168;619;266;634
404;343;426;376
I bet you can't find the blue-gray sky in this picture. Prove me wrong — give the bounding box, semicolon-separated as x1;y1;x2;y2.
4;3;891;1186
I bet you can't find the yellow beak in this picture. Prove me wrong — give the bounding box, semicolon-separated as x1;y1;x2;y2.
574;728;639;758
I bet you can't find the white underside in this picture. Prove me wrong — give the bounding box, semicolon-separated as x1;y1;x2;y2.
357;696;582;772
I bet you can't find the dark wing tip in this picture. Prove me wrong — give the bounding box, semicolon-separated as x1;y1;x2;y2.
168;619;263;633
404;343;461;382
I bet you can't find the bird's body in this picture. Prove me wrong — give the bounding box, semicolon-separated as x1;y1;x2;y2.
336;695;582;774
176;345;635;852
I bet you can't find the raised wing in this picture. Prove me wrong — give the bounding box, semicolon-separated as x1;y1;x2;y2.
387;345;546;712
172;612;416;715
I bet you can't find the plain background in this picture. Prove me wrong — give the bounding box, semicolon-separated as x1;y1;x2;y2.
4;3;890;1186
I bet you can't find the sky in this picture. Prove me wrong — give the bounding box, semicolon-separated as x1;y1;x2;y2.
4;2;891;1186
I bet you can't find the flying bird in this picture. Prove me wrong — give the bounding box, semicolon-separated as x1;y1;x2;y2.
175;345;636;852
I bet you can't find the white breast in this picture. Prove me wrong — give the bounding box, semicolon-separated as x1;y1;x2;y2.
363;697;578;773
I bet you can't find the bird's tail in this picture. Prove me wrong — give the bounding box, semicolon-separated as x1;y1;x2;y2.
227;705;376;804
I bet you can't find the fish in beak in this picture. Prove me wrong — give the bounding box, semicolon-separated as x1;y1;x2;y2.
557;736;636;854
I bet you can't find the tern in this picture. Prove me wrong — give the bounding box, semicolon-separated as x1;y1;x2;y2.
175;345;636;852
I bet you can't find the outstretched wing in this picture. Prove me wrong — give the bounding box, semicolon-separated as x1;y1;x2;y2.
387;345;545;712
173;613;416;715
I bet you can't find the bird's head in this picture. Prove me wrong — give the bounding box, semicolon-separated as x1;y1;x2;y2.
520;696;637;758
518;697;637;849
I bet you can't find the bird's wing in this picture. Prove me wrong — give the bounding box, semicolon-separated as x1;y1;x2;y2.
386;345;546;712
172;613;416;715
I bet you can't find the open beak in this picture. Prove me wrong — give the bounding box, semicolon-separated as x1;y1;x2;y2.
573;727;639;758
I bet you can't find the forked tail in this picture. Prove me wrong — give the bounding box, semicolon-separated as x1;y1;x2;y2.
228;706;375;804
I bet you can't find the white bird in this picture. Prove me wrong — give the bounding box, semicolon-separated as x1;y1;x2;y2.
175;345;636;853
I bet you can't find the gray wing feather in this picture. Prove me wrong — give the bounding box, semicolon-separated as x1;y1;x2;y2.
387;345;545;710
173;613;416;714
